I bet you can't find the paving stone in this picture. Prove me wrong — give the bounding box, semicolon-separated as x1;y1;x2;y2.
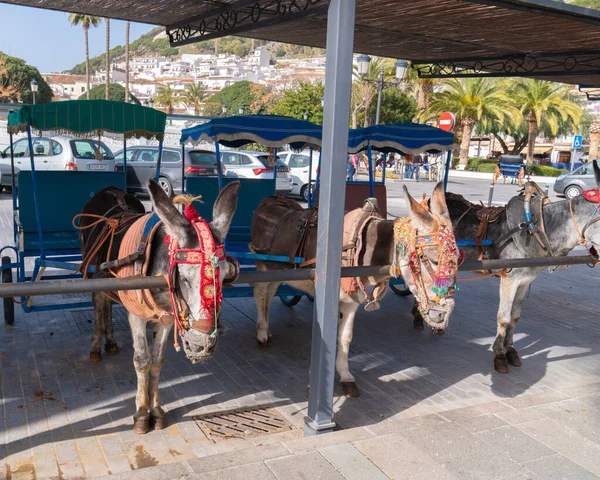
105;455;133;475
494;408;546;426
56;461;86;480
187;461;278;480
522;455;597;480
355;433;458;480
188;443;289;474
475;425;555;464
266;450;344;480
282;426;373;453
454;413;508;433
33;453;59;479
319;443;389;480
96;461;192;480
502;392;571;410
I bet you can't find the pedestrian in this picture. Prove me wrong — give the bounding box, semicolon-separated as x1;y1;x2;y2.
413;154;421;182
346;156;355;181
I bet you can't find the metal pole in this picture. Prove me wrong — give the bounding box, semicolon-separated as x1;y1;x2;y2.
487;182;495;207
443;150;451;191
367;145;375;197
375;66;384;125
308;147;314;207
9;133;17;216
26;127;44;259
154;140;164;182
0;255;595;298
215;142;224;190
305;0;356;437
181;143;186;195
123;139;127;186
314;149;322;203
381;152;387;184
33;91;36;105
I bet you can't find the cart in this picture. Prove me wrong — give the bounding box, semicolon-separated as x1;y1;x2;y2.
494;154;526;186
0;100;167;324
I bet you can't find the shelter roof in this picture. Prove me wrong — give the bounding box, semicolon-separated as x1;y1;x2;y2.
5;0;600;86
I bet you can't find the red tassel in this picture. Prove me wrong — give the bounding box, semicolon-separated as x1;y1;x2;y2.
183;204;200;222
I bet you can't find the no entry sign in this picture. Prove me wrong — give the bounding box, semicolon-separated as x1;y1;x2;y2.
438;112;456;132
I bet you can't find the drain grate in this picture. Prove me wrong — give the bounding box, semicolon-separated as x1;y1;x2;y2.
194;408;293;440
73;307;131;334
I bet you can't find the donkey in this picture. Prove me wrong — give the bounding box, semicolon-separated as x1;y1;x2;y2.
251;182;459;397
79;180;239;433
413;161;600;374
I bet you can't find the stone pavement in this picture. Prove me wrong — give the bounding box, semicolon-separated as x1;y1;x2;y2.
1;184;600;479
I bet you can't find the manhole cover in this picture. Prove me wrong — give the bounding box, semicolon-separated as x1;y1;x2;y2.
194;408;293;440
73;307;131;334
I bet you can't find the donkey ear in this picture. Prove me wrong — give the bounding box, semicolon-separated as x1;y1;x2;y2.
147;180;195;246
210;181;240;244
404;185;435;231
429;182;450;219
594;160;600;190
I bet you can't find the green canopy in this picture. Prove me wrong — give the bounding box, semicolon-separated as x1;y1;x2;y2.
7;100;167;140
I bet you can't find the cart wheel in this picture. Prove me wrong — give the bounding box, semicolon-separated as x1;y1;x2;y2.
493;166;500;185
390;281;412;296
280;295;302;307
518;167;525;187
2;256;14;326
306;293;314;302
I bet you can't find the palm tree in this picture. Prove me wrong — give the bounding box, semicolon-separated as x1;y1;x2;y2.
105;18;110;100
182;82;207;115
421;78;518;167
68;14;102;100
155;85;177;114
590;118;600;160
404;63;436;116
511;79;582;166
125;21;130;102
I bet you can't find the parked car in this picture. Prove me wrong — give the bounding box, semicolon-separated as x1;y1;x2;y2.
278;150;318;201
0;136;116;172
220;150;293;195
0;163;18;192
553;162;597;199
114;145;222;197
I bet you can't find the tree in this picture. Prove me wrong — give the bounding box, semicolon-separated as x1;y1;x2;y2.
352;57;394;127
68;14;102;100
510;79;582;165
590;119;600;160
272;81;325;124
249;83;278;114
155;85;177;114
125;21;130;102
105;18;110;100
79;83;140;104
421;78;518;167
0;53;52;103
182;82;207;115
205;80;255;116
368;88;417;125
403;62;437;116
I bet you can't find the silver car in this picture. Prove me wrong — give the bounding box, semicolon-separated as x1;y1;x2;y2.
220;150;293;195
553;162;597;199
0;135;116;172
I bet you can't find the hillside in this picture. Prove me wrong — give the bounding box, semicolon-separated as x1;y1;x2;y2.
67;27;325;74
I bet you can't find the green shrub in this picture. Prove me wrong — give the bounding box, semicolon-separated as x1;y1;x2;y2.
466;158;497;171
477;163;498;173
452;157;460;169
528;165;568;177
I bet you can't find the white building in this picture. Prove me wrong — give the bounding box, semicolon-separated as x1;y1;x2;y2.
41;74;94;100
130;57;169;72
247;47;271;68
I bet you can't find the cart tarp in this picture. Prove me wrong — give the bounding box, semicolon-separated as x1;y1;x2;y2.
7;100;167;140
180;115;322;150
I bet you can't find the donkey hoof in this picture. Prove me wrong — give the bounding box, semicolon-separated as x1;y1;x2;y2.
150;407;167;430
89;351;102;363
494;355;509;374
413;318;425;331
104;342;119;356
506;350;522;367
133;408;151;434
341;382;360;398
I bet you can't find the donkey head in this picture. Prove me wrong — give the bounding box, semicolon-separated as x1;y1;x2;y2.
148;179;240;363
398;182;459;332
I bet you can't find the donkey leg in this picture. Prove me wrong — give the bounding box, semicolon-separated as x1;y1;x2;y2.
337;299;361;397
505;282;530;368
412;299;424;331
254;281;281;348
102;295;119;356
129;314;152;434
493;276;521;374
89;292;105;363
148;321;173;430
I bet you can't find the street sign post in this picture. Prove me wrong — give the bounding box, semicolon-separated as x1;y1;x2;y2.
572;135;583;149
438;112;455;132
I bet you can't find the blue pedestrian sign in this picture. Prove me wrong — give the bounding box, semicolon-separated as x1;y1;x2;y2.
573;135;583;149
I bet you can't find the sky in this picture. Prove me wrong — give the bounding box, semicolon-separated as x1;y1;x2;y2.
0;4;155;73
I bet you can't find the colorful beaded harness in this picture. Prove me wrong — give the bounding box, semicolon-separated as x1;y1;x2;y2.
390;212;459;318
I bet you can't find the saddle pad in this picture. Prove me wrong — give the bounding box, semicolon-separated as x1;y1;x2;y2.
505;194;550;258
476;206;506;223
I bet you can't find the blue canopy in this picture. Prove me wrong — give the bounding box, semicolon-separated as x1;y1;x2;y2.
180;115;322;150
348;123;454;155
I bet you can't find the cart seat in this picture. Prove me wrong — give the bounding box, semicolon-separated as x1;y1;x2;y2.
17;171;126;253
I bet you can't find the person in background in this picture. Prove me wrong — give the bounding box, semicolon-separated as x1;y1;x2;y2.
347;156;355;181
405;154;413;179
413;154;421;182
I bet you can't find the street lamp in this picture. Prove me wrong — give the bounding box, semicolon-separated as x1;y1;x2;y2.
30;79;38;105
356;56;409;125
148;98;154;108
222;104;228;116
238;105;245;115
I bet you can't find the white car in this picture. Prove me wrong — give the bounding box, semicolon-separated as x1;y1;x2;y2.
0;136;116;172
220;150;293;195
278;150;319;201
